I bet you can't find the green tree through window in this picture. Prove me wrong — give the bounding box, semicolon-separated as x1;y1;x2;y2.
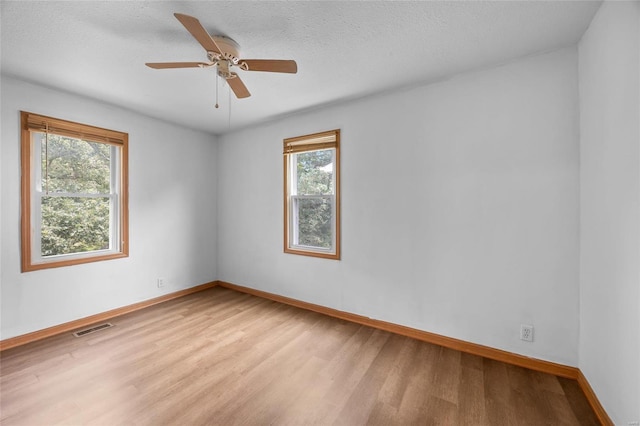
40;135;112;256
296;150;333;249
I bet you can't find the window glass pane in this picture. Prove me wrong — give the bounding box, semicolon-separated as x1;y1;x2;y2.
295;197;332;249
37;132;111;194
41;196;111;257
296;149;333;196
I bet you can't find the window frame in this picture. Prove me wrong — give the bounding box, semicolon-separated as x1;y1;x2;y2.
20;111;129;272
283;129;340;260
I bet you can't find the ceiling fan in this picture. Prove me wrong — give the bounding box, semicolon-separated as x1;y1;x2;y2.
146;13;298;99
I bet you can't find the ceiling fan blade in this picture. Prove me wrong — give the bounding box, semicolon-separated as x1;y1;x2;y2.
227;73;251;99
241;59;297;74
146;62;208;69
174;13;221;54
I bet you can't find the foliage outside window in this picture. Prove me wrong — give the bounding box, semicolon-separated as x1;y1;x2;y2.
284;129;340;259
20;111;129;271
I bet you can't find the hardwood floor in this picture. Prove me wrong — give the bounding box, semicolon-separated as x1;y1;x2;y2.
0;287;600;425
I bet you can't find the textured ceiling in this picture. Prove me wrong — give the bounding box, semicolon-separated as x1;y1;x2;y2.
1;1;601;135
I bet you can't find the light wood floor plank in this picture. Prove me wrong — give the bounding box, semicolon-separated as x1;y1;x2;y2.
0;287;601;425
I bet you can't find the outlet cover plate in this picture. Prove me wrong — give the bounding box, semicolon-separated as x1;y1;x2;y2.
520;324;534;342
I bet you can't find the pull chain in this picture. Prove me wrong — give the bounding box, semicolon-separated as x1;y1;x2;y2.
215;72;219;109
228;86;231;130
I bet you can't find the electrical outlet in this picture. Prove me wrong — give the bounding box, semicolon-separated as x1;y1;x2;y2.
520;324;534;342
157;278;166;288
628;422;639;426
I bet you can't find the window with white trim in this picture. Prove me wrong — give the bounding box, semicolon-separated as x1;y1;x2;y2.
20;111;129;272
283;129;340;259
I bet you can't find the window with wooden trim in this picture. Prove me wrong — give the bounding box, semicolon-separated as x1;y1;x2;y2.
283;129;340;259
20;111;129;272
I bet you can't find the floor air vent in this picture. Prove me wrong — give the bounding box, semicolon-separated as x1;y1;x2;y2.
72;323;114;337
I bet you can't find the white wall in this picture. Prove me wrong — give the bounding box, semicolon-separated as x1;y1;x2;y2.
218;48;581;365
578;1;640;424
0;76;218;339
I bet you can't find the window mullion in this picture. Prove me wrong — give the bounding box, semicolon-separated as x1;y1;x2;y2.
43;192;111;198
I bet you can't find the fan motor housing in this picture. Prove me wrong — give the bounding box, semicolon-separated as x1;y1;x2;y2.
212;36;240;64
